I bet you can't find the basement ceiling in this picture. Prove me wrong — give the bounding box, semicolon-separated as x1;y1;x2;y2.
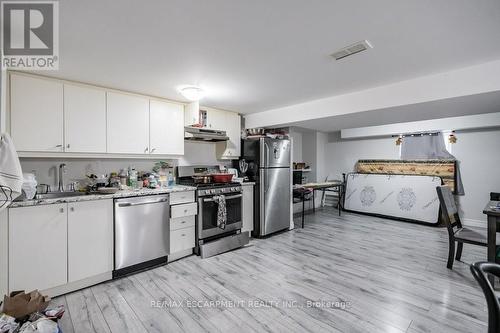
46;0;500;114
288;91;500;133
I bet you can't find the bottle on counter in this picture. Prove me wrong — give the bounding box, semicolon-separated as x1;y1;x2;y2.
167;170;174;187
119;169;128;186
128;167;138;188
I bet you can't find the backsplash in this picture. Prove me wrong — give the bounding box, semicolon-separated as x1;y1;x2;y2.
20;142;231;188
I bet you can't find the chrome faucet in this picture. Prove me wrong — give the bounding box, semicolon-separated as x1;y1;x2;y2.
58;163;66;192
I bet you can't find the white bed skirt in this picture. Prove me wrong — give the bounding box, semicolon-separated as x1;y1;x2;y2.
344;173;441;224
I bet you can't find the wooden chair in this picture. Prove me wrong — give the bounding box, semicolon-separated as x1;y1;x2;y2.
470;262;500;333
436;186;500;269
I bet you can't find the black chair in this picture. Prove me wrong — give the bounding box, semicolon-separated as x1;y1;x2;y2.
436;186;500;269
470;262;500;333
492;193;500;231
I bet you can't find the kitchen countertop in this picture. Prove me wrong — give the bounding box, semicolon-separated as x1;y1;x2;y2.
9;185;196;208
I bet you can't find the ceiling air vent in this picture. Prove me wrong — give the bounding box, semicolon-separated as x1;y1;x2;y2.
331;40;373;61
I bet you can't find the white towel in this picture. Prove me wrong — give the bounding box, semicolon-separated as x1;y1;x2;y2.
0;133;23;208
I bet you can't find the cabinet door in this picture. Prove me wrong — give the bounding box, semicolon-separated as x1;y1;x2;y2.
10;74;63;151
241;184;254;233
216;112;241;159
150;100;184;155
64;84;106;153
107;92;149;154
68;200;113;282
206;109;227;130
226;113;241;157
9;204;67;292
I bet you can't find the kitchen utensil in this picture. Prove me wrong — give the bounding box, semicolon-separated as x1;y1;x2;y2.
211;173;233;183
239;159;249;175
97;187;119;194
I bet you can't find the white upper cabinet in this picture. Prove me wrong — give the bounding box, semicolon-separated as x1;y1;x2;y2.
150;100;184;155
107;92;150;154
10;74;63;152
216;112;241;159
206;108;227;130
64;84;106;153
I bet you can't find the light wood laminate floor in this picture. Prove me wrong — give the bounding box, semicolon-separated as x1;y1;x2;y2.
54;208;488;333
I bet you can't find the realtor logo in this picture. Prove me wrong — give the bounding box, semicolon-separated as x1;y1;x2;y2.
1;1;59;70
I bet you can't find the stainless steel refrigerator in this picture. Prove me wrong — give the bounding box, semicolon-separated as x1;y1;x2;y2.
241;137;291;237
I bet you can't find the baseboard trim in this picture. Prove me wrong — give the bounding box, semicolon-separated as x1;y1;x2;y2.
42;272;112;297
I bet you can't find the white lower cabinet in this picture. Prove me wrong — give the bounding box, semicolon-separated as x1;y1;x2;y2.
169;194;197;259
9;204;68;292
8;200;113;295
68;200;113;282
241;183;254;233
170;227;196;254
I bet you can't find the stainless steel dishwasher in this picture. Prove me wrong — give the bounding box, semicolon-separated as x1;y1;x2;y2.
114;194;169;278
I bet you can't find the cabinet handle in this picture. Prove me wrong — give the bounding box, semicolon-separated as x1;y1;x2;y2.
181;234;186;237
55;144;62;148
67;144;70;149
70;207;74;212
181;221;186;224
144;147;149;153
59;208;64;213
151;148;156;153
184;209;188;213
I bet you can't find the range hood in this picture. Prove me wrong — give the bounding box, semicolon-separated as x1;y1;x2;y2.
184;126;229;142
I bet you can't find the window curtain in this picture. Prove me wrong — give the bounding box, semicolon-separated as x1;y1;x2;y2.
401;133;464;195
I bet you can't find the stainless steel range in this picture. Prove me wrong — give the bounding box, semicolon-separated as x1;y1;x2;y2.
177;166;249;258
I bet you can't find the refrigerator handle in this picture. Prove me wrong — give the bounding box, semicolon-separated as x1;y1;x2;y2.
265;142;270;166
265;169;269;193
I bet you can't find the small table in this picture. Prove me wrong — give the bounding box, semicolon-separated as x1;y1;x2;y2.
300;181;345;216
483;200;500;286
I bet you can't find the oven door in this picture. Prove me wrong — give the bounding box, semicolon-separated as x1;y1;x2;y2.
198;193;242;239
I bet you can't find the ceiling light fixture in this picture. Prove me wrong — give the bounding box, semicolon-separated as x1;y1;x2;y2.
179;86;206;101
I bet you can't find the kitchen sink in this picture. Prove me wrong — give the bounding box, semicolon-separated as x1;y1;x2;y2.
34;192;86;200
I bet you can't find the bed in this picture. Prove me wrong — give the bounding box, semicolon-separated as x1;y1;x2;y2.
344;173;442;224
356;159;457;193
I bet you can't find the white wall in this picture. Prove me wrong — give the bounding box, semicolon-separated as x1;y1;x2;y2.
324;133;399;181
452;129;500;222
323;129;500;223
289;130;303;162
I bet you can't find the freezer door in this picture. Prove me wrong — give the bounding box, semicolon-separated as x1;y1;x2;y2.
259;167;291;236
260;138;291;168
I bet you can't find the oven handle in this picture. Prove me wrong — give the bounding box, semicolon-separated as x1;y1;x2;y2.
203;194;242;202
